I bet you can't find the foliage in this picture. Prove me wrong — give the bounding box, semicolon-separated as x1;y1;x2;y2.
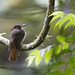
68;56;75;69
49;11;75;30
48;71;62;75
26;11;75;75
26;50;42;67
64;67;74;75
45;48;53;65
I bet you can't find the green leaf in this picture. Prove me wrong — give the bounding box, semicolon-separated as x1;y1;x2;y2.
68;56;75;69
62;43;70;50
54;45;61;55
29;50;39;56
54;17;63;29
59;14;74;29
73;48;75;53
64;20;73;29
49;11;64;17
26;56;35;67
72;19;75;25
35;54;42;66
49;61;66;69
57;49;71;57
50;14;64;24
70;30;75;35
56;35;66;44
51;12;75;29
45;48;53;65
64;67;74;75
66;35;75;42
48;71;62;75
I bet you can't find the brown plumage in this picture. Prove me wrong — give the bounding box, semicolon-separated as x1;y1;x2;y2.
8;24;26;62
8;44;17;61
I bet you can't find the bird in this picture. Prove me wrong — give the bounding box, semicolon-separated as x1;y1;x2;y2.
8;24;26;62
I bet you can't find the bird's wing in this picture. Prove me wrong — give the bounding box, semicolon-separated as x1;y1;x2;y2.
10;29;25;50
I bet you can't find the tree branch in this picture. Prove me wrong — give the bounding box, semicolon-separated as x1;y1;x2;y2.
0;0;55;51
0;36;9;45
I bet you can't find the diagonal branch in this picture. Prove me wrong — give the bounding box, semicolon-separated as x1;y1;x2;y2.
0;0;55;51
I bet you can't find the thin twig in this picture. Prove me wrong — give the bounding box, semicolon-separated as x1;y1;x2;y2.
63;49;74;75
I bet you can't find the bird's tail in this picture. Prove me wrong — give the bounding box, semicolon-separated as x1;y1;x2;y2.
8;44;17;62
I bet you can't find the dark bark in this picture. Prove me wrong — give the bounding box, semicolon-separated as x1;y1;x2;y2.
22;0;55;51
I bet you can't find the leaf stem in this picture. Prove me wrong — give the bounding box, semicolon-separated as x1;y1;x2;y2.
63;48;74;75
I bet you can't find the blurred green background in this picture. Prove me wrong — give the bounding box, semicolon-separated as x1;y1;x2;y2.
0;0;75;75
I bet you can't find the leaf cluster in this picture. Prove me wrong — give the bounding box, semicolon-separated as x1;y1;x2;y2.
26;11;75;75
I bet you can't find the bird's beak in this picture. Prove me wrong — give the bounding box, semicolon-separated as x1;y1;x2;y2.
21;24;27;27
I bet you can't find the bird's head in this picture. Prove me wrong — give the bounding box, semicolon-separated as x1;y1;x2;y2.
11;24;27;31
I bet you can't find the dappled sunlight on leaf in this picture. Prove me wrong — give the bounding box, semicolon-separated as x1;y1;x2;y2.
29;50;39;56
54;45;61;55
62;43;70;50
26;56;35;67
56;35;66;44
49;11;75;29
45;48;53;65
35;54;42;66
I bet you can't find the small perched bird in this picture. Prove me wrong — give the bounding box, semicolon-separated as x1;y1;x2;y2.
8;24;26;62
